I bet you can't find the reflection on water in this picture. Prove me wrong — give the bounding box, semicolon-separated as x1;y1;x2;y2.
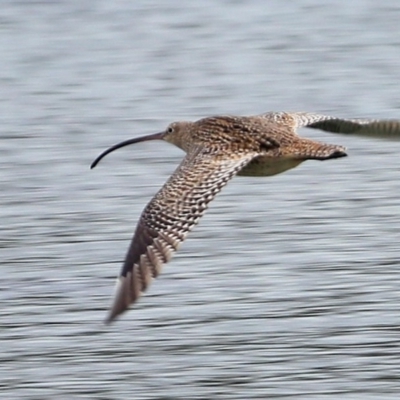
2;1;400;398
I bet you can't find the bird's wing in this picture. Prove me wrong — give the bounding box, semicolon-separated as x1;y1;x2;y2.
106;148;258;323
305;117;400;139
260;111;400;139
260;111;333;130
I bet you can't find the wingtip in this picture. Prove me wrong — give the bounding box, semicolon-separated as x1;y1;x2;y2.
104;275;133;324
104;277;124;324
104;313;116;325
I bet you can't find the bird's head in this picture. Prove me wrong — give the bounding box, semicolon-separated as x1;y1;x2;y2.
90;121;193;169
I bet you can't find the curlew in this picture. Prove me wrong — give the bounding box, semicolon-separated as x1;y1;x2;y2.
91;111;400;323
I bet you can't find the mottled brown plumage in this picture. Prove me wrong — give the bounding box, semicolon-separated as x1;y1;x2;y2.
90;112;400;323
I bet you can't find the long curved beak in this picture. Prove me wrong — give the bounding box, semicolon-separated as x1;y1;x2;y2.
90;131;165;169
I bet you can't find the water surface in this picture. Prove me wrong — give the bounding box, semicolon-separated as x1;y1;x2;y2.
1;1;400;398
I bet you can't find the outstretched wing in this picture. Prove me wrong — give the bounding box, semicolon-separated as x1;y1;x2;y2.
306;118;400;139
260;111;400;139
106;148;258;323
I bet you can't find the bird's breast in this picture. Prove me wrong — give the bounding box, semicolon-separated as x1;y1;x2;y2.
237;156;304;177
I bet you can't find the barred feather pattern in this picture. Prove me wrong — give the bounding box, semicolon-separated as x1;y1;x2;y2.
94;111;400;323
106;149;257;322
260;111;400;139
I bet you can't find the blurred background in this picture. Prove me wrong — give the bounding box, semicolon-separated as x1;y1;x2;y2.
1;0;400;398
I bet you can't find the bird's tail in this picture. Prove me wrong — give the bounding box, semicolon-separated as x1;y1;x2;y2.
288;138;347;160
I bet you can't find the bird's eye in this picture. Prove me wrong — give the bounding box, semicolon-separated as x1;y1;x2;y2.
167;126;174;134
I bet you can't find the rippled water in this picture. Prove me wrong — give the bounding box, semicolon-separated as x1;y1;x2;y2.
2;1;400;398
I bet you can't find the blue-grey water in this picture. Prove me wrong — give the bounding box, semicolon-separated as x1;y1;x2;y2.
2;1;400;398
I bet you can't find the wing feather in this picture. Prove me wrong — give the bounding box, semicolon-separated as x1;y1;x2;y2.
307;118;400;139
106;149;257;323
260;111;400;139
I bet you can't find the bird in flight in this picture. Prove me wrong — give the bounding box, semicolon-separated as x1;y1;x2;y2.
91;111;400;323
